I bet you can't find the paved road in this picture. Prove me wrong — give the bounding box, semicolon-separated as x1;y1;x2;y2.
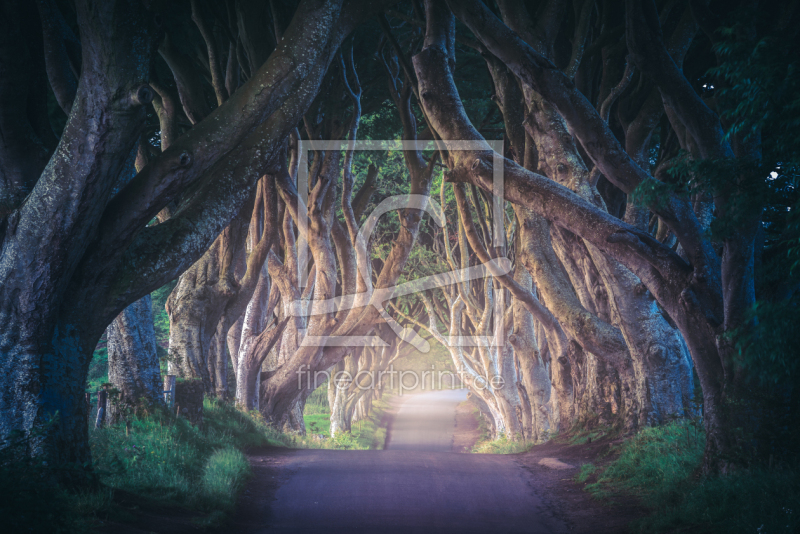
246;390;567;534
386;389;467;451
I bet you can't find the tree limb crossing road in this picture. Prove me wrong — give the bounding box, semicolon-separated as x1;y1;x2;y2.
244;390;568;533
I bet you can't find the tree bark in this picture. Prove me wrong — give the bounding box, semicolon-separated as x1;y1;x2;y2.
105;295;163;422
0;0;396;471
0;0;159;471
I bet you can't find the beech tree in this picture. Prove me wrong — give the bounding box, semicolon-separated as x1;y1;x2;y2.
408;0;794;472
0;0;395;472
2;0;797;479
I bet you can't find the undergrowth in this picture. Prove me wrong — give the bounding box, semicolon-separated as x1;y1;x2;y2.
303;380;331;415
472;435;535;454
301;397;391;450
0;398;301;532
470;404;535;454
576;419;800;533
0;431;96;533
563;423;619;446
90;398;293;513
581;420;705;505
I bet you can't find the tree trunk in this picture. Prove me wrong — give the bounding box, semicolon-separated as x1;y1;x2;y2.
330;357;357;436
0;0;158;472
509;258;551;441
105;295;163;422
0;0;398;473
207;318;229;400
235;263;273;411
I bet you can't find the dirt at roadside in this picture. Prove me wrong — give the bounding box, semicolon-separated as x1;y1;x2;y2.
450;405;646;533
379;394;404;449
517;437;647;534
451;400;481;452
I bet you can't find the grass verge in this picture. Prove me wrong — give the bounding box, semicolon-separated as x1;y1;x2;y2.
1;398;301;532
575;419;800;533
90;398;295;515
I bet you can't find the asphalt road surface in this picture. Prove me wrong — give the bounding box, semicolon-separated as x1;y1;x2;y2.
247;390;567;533
385;388;467;451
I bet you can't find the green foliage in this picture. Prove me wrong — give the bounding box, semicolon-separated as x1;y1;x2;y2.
301;397;392;450
329;431;359;450
349;405;390;450
574;420;800;532
566;426;614;446
150;280;176;364
583;421;705;506
576;463;597;483
150;281;174;340
730;287;800;460
637;465;800;534
734;301;800;386
633;4;800;263
302;414;331;437
87;345;109;394
304;380;331;415
707;8;800;161
358;100;403;141
3;399;295;530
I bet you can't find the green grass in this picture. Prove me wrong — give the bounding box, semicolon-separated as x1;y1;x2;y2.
469;404;536;454
574;419;800;533
0;445;96;533
301;397;391;450
201;447;249;510
565;425;617;446
638;465;800;533
304;380;331;415
303;402;330;415
303;414;331;436
0;398;304;532
471;434;535;454
576;462;597;483
90;399;296;514
350;406;389;450
579;420;705;504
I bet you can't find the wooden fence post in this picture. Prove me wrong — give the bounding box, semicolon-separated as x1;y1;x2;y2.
163;374;176;407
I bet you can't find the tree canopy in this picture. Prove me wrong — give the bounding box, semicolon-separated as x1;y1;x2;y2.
0;0;798;479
